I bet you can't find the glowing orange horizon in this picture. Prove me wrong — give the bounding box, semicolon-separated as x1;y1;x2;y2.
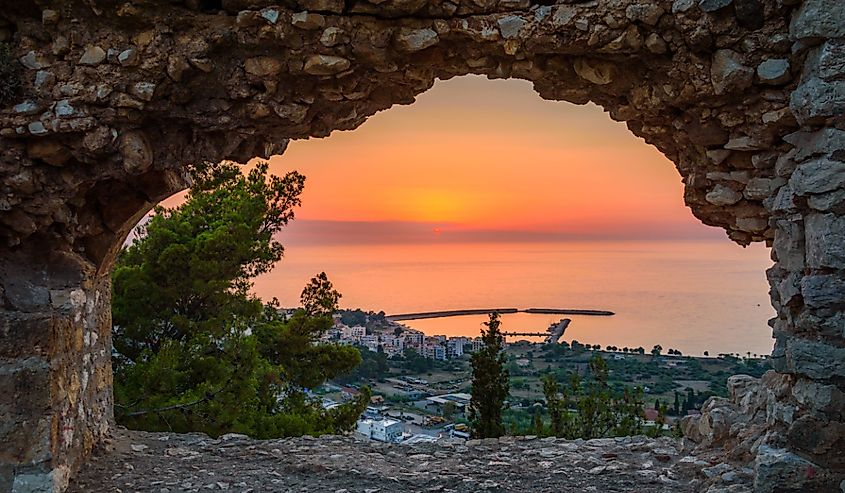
159;75;715;241
263;75;702;240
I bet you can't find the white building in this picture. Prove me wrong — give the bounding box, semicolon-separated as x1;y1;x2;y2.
433;345;446;361
360;334;379;346
422;344;447;361
381;335;405;352
447;337;469;358
357;418;403;443
404;331;424;348
350;326;367;338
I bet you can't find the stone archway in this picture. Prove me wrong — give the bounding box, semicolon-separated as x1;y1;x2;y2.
0;0;842;490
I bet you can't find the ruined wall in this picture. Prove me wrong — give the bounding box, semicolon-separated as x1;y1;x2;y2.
0;0;842;491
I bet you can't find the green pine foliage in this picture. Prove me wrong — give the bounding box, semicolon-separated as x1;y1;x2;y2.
541;354;646;439
469;313;510;438
112;161;369;438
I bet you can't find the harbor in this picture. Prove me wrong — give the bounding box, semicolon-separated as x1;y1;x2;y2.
502;318;570;344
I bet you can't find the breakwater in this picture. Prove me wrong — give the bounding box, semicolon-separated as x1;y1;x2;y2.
387;308;519;321
523;308;615;316
387;308;614;321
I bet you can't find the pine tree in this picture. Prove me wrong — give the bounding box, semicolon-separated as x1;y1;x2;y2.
469;313;510;438
112;161;368;438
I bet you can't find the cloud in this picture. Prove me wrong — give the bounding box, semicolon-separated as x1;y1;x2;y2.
276;219;727;245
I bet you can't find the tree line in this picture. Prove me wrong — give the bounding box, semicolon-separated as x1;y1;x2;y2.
468;313;665;439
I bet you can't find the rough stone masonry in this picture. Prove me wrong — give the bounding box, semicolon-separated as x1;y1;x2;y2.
0;0;842;491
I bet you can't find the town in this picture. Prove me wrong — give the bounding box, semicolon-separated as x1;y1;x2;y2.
323;315;483;360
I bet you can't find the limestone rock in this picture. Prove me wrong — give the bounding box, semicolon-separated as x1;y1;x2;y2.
744;178;785;200
754;446;820;493
785;337;845;379
735;217;767;232
118;131;153;174
756;59;791;85
789;158;845;195
78;46;106;66
117;48;139;67
291;12;325;30
801;274;845;308
789;77;845;125
552;6;578;28
260;8;280;24
711;50;754;95
672;0;695;13
706;184;743;205
699;0;732;13
27;121;49;136
497;16;525;39
19;51;51;70
807;40;845;82
244;57;282;77
129;82;156;102
303;55;351;75
395;29;439;52
784;128;845;161
804;214;845;269
790;0;845;39
644;33;667;54
724;136;766;151
787;414;845;467
320;27;348;47
625;4;664;26
808;189;845;211
13;100;41;115
573;58;615;85
791;378;845;414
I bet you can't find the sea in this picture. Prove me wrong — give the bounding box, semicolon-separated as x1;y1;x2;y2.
252;239;775;357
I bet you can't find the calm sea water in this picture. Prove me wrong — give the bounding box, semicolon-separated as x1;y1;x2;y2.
252;240;775;357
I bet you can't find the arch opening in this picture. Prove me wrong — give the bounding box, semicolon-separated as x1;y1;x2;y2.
244;75;776;357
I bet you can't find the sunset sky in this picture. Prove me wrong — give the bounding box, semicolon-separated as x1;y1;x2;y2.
262;75;724;244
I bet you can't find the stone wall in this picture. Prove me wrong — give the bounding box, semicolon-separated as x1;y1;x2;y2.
0;0;842;491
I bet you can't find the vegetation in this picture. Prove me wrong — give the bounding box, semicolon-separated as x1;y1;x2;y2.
112;161;368;438
469;313;510;438
334;345;390;384
0;43;21;105
338;308;388;329
539;355;646;439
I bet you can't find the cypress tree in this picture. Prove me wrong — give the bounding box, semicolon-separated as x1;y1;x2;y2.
469;313;510;438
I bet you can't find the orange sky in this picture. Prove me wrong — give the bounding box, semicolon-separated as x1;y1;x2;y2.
160;75;723;243
262;75;721;244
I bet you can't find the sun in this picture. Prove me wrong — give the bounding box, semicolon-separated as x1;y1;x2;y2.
396;188;477;223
